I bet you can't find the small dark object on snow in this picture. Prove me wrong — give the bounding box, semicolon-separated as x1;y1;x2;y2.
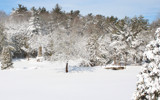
105;67;125;70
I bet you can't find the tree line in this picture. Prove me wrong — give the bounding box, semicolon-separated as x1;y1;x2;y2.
0;4;159;68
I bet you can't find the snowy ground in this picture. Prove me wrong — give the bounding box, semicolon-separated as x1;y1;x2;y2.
0;59;140;100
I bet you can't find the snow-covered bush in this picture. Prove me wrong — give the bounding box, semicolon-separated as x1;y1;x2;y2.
133;28;160;100
0;27;15;70
1;46;15;70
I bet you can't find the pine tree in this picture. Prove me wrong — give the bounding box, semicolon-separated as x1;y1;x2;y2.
27;10;44;61
28;11;41;36
133;28;160;100
0;26;15;70
87;34;100;66
1;46;14;70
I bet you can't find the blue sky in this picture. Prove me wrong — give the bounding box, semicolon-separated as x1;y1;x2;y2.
0;0;160;23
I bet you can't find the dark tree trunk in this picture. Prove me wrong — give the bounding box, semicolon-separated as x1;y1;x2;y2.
66;61;68;73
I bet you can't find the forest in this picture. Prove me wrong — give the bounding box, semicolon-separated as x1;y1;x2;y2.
0;4;160;68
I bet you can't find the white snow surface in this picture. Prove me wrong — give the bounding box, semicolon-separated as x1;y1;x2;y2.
0;59;140;100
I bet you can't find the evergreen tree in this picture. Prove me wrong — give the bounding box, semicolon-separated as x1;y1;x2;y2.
1;46;15;70
0;27;15;70
12;4;28;14
133;28;160;100
28;11;41;36
87;34;100;66
10;4;30;22
52;4;62;14
27;10;44;61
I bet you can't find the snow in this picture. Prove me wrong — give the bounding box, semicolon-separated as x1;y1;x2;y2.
0;59;140;100
155;28;160;33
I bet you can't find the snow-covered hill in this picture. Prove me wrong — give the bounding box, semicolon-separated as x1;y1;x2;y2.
0;59;140;100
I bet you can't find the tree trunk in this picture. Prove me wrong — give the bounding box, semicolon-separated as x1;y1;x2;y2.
118;60;121;67
134;56;137;65
27;52;29;61
153;92;159;100
37;46;43;62
66;61;68;73
118;54;121;66
38;46;42;57
125;54;127;66
114;57;116;65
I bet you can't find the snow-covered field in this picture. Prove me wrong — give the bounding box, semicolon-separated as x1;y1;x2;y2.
0;59;140;100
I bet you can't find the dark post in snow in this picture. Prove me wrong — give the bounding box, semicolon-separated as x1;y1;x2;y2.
66;61;68;73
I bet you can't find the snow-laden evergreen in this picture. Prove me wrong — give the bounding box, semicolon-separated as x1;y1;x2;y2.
133;28;160;100
1;46;14;69
86;34;100;66
0;27;15;70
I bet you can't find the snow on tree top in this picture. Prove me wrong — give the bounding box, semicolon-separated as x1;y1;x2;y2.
155;28;160;39
156;28;160;34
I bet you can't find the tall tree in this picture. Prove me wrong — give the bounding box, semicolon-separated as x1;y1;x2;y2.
86;33;100;66
27;10;44;61
133;28;160;100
